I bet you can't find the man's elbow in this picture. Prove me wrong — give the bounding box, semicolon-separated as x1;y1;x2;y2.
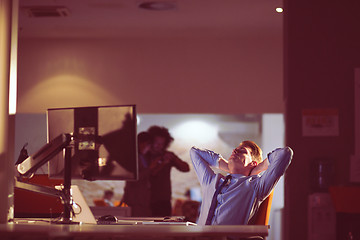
284;146;293;158
190;146;198;153
282;146;293;163
189;146;198;159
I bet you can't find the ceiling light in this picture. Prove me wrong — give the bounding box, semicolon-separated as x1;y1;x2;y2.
275;7;283;13
138;1;177;11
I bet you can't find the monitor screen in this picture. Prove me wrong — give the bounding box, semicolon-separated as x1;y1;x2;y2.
47;105;137;181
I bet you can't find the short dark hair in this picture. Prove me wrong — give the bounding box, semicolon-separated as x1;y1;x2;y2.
147;125;174;149
239;140;262;163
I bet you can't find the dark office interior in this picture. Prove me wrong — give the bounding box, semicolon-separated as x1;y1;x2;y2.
1;1;360;240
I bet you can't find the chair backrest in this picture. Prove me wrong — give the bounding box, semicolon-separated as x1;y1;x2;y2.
93;199;107;206
248;190;274;225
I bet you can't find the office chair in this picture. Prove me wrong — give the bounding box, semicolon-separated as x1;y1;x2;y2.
93;199;107;206
248;190;274;225
239;190;274;240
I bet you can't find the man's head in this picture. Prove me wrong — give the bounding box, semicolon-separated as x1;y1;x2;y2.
147;126;174;154
238;141;263;163
228;140;262;175
103;189;114;200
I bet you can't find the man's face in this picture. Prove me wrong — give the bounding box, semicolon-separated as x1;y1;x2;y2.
228;145;255;174
152;136;166;154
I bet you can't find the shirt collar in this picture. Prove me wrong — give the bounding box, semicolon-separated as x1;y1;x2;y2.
230;173;248;178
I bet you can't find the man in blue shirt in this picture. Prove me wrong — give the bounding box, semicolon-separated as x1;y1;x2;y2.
190;141;293;225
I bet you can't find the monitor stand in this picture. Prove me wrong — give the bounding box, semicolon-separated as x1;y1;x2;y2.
15;136;79;224
55;146;79;225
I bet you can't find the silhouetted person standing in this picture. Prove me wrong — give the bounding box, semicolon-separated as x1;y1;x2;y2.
147;126;190;217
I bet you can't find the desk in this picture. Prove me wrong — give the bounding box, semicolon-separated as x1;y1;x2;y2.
0;222;268;240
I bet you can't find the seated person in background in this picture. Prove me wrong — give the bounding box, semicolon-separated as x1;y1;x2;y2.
190;140;293;225
103;189;115;207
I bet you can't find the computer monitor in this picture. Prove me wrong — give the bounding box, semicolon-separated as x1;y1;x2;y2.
47;105;137;181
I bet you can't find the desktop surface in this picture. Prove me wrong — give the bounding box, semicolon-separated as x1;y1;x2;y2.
1;220;268;240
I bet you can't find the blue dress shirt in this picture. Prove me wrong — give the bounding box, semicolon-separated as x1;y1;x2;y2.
190;146;293;225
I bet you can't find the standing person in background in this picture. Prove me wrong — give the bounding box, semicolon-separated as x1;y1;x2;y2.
123;132;152;217
147;126;190;217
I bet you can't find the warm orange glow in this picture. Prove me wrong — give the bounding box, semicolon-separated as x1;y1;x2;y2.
18;74;119;113
0;0;11;151
9;0;18;115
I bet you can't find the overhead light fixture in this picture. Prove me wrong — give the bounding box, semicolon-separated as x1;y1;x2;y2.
275;7;283;13
138;1;177;11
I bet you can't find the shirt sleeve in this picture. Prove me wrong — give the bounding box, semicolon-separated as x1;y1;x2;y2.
254;147;293;200
190;147;221;187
